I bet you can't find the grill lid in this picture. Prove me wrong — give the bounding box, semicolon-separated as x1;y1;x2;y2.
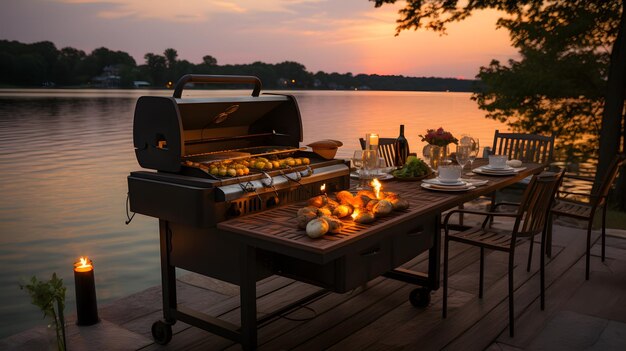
133;75;303;173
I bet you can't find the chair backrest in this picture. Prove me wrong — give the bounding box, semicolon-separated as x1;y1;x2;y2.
491;130;555;165
513;171;562;239
359;137;402;167
594;153;626;207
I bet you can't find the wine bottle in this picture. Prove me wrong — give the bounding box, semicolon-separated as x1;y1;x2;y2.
394;124;410;166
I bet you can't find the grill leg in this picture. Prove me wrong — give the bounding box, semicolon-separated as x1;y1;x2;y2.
160;221;177;324
240;245;257;350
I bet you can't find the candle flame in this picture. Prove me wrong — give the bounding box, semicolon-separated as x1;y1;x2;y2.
75;256;93;272
320;183;326;193
351;208;360;220
371;178;382;199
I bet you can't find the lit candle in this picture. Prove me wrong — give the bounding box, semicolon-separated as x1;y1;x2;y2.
368;133;379;150
74;256;99;326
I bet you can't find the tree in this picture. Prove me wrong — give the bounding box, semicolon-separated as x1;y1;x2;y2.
144;52;167;86
371;0;626;208
202;55;218;66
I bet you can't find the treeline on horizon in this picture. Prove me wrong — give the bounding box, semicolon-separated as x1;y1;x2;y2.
0;40;475;92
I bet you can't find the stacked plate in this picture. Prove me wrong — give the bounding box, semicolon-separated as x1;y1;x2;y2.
421;178;476;192
473;165;526;176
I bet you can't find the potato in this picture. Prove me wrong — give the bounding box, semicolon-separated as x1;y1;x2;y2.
306;218;329;238
297;206;319;217
227;168;237;177
317;207;332;217
357;190;377;199
254;161;266;169
353;211;375;224
336;191;354;205
218;167;228;176
388;197;410;211
366;199;379;212
321;216;343;234
333;204;353;218
351;195;371;208
297;212;318;229
373;200;393;217
307;195;328;208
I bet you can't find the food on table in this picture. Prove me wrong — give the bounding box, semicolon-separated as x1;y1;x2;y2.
321;216;343;234
317;207;333;217
297;212;318;229
351;194;372;208
373;200;393;217
306;218;329;238
297;206;318;217
392;156;430;178
353;210;375;224
387;195;410;211
307;195;328;208
366;199;379;212
336;191;354;204
296;189;410;237
333;204;354;218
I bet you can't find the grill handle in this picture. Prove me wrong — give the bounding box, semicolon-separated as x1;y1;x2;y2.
173;74;262;98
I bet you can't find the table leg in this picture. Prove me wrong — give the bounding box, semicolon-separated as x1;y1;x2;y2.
428;214;441;290
240;244;257;350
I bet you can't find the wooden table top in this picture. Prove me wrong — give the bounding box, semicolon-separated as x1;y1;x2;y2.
218;161;545;264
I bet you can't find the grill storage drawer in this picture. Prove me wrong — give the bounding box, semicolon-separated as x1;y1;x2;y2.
391;214;437;267
272;239;394;294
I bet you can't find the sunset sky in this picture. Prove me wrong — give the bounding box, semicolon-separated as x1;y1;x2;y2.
1;0;518;78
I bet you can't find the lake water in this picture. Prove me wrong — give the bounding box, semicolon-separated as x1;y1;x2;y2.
0;89;508;338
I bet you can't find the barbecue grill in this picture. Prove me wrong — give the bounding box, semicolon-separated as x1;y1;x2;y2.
128;75;353;344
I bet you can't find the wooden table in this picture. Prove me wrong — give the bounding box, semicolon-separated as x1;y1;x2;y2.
214;160;544;349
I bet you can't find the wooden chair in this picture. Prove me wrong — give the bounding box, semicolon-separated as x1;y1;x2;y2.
490;130;555;164
548;153;626;280
486;130;556;224
442;171;562;337
359;137;405;167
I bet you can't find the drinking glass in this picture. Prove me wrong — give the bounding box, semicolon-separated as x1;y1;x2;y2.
422;144;432;167
460;135;479;175
352;150;366;190
362;149;378;186
456;145;470;170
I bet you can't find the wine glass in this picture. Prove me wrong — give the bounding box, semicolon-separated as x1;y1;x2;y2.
352;150;365;190
456;144;470;172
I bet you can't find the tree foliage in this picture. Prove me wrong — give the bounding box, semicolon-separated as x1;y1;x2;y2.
0;39;473;91
372;0;626;204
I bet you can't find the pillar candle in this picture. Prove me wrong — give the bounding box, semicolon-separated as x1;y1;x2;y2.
74;257;99;326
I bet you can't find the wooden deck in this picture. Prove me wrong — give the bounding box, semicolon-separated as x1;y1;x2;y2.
3;217;626;350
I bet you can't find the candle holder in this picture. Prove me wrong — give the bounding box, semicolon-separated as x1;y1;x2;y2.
365;133;379;151
74;257;99;326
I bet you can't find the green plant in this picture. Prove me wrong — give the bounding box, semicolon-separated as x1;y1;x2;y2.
20;273;67;351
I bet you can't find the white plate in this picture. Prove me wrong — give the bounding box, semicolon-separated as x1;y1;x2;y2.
423;178;467;186
421;183;476;192
474;166;526;176
482;164;514;171
350;172;394;181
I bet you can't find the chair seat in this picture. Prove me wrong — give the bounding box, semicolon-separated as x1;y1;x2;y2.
552;200;592;220
448;227;525;251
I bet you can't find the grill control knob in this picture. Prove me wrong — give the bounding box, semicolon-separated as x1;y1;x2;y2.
227;203;242;217
266;196;280;208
